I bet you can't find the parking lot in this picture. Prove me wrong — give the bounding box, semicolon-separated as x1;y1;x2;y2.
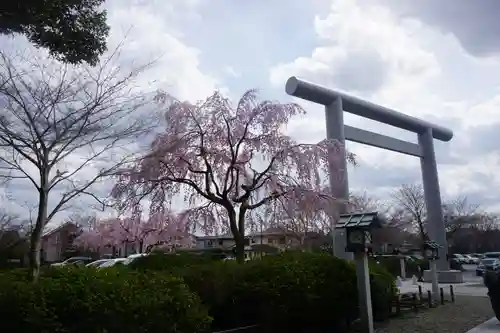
463;264;483;283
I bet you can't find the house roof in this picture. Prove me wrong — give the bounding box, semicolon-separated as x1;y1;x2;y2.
195;233;234;240
249;227;295;237
42;222;78;238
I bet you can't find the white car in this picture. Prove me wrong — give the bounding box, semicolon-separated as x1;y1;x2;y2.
463;254;478;264
86;259;111;268
98;258;128;268
451;254;467;264
51;256;93;267
122;253;149;265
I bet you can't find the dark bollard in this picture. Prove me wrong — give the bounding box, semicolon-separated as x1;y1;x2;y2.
427;290;432;308
412;293;418;312
440;287;444;305
395;296;401;315
418;285;423;300
450;285;455;302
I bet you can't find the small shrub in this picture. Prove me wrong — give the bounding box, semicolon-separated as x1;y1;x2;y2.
0;266;211;333
368;261;397;321
373;255;424;279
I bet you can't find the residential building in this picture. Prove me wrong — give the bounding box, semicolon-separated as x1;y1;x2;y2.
249;227;299;249
40;222;81;263
195;234;242;250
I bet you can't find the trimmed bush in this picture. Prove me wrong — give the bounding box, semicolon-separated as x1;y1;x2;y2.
368;261;397;321
129;251;220;271
182;251;358;332
177;251;395;332
0;267;211;333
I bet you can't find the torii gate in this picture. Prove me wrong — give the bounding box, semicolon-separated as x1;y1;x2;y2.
285;76;461;281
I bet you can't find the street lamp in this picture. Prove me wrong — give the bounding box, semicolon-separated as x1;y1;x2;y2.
336;211;384;333
424;240;441;260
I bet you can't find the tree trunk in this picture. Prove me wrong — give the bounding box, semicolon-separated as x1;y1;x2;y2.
29;189;49;282
227;207;246;263
233;238;244;263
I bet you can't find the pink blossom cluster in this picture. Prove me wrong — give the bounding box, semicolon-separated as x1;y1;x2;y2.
74;212;192;251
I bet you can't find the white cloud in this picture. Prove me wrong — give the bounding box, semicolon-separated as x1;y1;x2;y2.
3;0;500;226
268;0;500;211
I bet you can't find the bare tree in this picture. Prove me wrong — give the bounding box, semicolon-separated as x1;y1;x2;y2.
0;49;156;280
0;209;18;230
349;192;382;213
0;208;28;255
391;184;427;246
350;192;411;248
442;196;481;235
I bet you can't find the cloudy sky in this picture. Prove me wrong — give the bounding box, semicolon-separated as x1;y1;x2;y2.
2;0;500;226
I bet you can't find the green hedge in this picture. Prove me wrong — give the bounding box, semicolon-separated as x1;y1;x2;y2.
3;252;396;333
0;267;211;333
129;252;219;271
131;251;396;332
182;251;359;332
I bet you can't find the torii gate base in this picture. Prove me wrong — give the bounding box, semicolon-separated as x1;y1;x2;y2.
286;77;463;284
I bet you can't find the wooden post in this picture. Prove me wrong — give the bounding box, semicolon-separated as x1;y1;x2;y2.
427;290;432;308
430;260;440;301
355;252;374;333
400;256;406;280
450;285;455;302
395;296;401;315
412;293;418;312
440;287;444;305
418;285;423;300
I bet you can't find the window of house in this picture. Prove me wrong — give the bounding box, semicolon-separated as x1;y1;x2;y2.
218;239;223;246
279;237;286;245
207;240;213;247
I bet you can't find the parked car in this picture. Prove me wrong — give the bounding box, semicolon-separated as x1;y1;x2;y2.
98;258;128;268
463;254;479;264
451;253;466;264
51;256;93;267
122;253;149;266
85;259;111;268
477;252;500;276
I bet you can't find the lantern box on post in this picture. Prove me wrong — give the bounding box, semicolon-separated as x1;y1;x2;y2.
336;212;383;253
336;211;383;333
424;240;441;261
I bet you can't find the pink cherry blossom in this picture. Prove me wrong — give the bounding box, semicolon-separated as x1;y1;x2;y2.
112;89;355;261
74;212;192;254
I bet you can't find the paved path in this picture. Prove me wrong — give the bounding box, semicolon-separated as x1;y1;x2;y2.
465;317;499;332
397;264;488;297
397;264;499;332
398;280;488;297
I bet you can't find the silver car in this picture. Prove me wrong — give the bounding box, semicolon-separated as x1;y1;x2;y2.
477;252;500;276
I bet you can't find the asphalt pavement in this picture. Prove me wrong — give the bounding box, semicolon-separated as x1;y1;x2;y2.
398;264;488;297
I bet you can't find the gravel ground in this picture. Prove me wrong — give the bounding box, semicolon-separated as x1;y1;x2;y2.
374;295;495;333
